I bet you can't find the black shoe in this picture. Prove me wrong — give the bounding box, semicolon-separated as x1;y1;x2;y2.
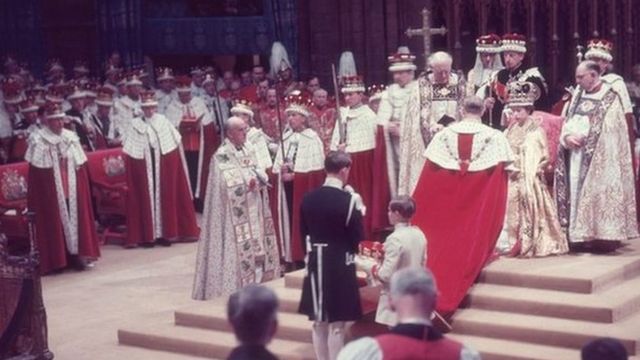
155;238;172;247
140;241;155;248
69;255;87;271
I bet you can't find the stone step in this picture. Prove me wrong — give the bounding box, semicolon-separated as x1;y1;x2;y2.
175;303;313;343
464;275;640;323
478;253;640;294
118;320;316;360
449;334;582;360
452;308;640;355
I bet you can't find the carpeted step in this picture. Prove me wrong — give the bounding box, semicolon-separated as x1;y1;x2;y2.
272;286;304;313
452;308;640;355
175;303;313;343
465;276;640;323
448;333;582;360
284;270;305;289
479;254;640;294
118;320;316;360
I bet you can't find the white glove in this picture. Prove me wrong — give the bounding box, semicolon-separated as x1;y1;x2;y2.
344;185;367;216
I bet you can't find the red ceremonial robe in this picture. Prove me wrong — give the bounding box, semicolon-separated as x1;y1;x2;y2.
28;165;100;274
288;170;325;261
196;123;220;200
370;125;391;238
348;149;376;240
412;131;509;315
125;149;199;246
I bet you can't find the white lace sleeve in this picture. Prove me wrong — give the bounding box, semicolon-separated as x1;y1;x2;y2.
337;337;382;360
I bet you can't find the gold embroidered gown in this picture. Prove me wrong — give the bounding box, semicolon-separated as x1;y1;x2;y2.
502;117;568;257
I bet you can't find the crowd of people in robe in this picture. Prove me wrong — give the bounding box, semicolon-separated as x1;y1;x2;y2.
1;32;639;359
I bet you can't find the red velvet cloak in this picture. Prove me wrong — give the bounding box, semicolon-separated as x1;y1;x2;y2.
412;133;508;315
125;149;199;246
28;165;101;274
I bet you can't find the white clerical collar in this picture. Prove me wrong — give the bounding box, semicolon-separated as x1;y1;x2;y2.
398;317;432;326
323;177;343;190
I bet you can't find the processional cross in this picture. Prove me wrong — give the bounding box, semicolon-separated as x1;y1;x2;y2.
405;7;448;70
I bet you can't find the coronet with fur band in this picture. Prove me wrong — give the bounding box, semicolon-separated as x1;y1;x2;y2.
230;100;254;118
387;46;417;72
500;33;527;53
341;75;366;94
476;34;502;54
285;94;311;117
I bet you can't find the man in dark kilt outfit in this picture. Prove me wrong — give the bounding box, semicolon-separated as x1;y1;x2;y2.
299;150;364;360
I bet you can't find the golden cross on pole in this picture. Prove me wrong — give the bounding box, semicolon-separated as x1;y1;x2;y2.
405;7;448;70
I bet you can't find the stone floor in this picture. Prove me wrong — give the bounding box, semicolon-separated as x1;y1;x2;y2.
42;242;205;360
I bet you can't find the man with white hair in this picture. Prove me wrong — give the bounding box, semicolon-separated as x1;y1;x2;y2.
399;50;465;196
193;116;280;300
337;267;480;360
227;285;280;360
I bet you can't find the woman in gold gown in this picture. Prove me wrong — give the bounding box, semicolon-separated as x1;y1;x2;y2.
499;81;568;257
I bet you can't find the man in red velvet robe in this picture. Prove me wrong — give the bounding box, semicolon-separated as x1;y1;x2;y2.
308;88;336;155
331;75;380;240
122;91;199;248
272;98;325;264
257;88;284;148
165;76;216;210
25;103;101;274
412;96;513;316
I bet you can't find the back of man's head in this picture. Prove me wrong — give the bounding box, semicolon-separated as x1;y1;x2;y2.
325;150;352;174
227;285;279;345
462;95;485;116
390;267;438;318
581;338;628;360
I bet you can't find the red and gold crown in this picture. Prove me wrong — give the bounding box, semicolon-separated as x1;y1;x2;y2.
500;33;527;53
387;47;417;72
585;38;613;62
367;84;386;101
44;102;65;119
476;34;502;54
506;81;540;107
2;78;23;105
156;67;175;81
284;94;311;117
340;75;366;94
230;99;254;117
19;97;39;113
140;91;158;107
175;75;192;93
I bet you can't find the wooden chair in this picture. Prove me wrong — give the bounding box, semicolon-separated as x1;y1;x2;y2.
86;148;128;245
0;162;30;253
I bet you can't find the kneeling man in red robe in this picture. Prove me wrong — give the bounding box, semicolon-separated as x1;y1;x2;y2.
26;103;101;274
122;91;199;248
412;96;513;316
